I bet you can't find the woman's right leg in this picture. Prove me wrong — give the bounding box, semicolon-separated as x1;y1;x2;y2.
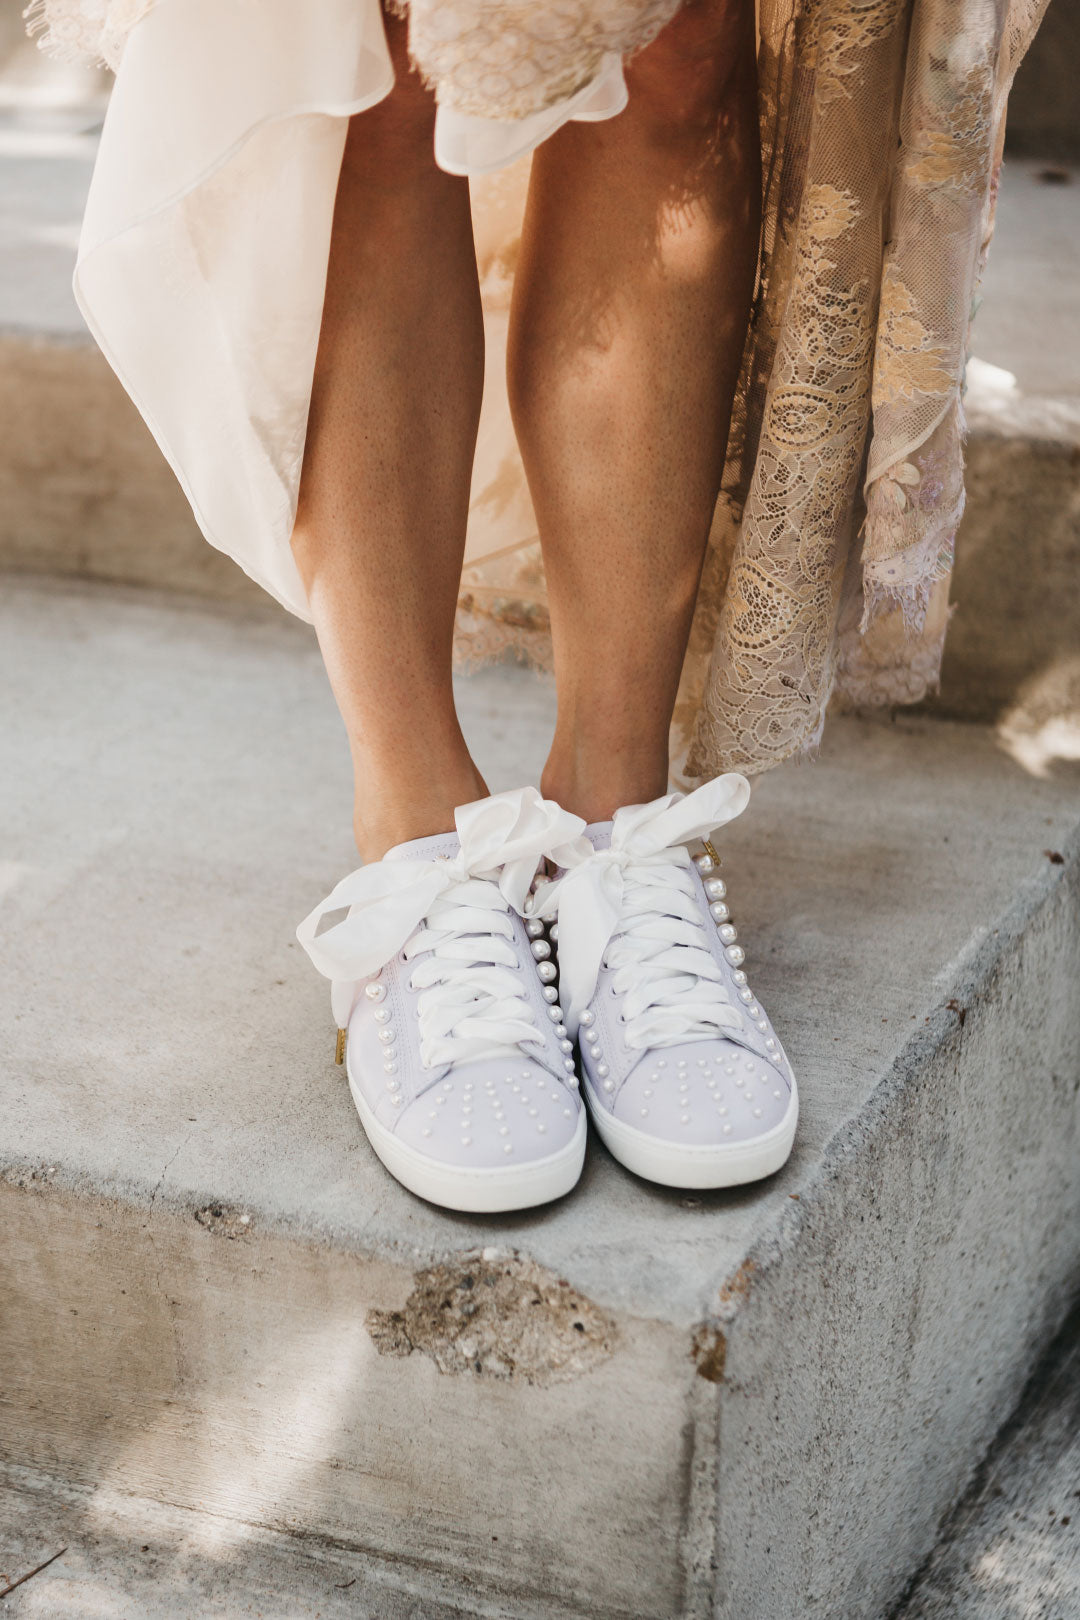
291;11;487;862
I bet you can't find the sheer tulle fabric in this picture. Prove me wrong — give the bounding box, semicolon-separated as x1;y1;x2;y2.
28;0;1049;779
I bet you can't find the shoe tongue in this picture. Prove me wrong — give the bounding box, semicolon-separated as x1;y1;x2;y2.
382;828;462;864
585;820;614;853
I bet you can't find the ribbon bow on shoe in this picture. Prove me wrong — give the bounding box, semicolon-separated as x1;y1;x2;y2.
296;787;589;1033
530;775;752;1042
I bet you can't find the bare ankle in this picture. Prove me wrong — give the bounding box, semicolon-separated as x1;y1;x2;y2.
541;743;670;825
354;767;489;862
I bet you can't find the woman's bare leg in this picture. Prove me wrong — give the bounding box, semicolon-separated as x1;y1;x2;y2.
291;12;486;861
509;0;760;821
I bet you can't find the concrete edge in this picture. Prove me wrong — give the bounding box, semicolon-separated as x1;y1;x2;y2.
705;802;1080;1619
0;322;93;349
715;810;1080;1322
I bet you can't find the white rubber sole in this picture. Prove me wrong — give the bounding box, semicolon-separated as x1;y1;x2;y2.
348;1071;587;1213
582;1073;799;1190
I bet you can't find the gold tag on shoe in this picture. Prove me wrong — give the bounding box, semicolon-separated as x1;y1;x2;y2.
334;1028;347;1066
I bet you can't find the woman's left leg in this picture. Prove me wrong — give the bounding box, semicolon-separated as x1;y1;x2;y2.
505;6;799;1199
508;0;760;821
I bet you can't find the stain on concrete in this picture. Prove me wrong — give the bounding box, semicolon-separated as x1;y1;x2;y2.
192;1204;253;1240
715;1259;756;1321
691;1323;727;1384
366;1251;616;1384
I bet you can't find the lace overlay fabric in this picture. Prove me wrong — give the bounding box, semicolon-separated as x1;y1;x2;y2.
401;0;680;118
24;0;150;69
679;0;1048;779
29;0;1049;781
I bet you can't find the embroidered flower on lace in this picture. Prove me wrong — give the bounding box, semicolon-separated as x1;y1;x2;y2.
904;59;995;195
861;400;965;634
814;0;907;104
872;263;955;410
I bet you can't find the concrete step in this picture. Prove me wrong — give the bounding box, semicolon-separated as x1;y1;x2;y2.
7;1315;1080;1620
0;79;1078;725
894;1303;1080;1620
925;159;1080;746
3;577;1079;1619
0;1459;509;1620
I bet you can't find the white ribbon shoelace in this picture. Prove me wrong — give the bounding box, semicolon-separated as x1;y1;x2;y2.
531;776;752;1046
296;788;589;1055
401;878;545;1067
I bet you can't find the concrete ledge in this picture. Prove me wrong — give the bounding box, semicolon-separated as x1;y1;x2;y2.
0;1457;509;1620
3;1189;702;1619
714;826;1080;1618
2;580;1079;1618
0;335;263;607
927;388;1080;727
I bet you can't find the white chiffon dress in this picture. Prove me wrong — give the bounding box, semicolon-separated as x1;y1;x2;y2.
70;0;675;622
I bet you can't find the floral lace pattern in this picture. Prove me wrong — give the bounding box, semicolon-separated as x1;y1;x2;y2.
28;0;1050;778
402;0;680;118
24;0;150;69
679;0;1049;775
688;172;880;773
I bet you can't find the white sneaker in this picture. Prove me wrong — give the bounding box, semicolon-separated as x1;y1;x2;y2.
297;789;590;1213
531;778;798;1190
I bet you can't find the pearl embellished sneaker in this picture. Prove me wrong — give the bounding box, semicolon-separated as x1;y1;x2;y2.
297;789;590;1213
531;777;798;1190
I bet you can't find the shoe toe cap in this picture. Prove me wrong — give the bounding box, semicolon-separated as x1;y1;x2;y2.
612;1040;792;1145
395;1058;583;1169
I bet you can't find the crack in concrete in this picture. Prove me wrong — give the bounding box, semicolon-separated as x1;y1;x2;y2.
148;1131;190;1214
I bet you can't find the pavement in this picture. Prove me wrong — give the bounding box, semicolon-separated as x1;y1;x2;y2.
2;577;1079;1617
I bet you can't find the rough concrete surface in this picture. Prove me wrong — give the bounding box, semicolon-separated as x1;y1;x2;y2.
3;1182;699;1619
895;1304;1080;1620
364;1251;619;1384
713;842;1080;1620
2;579;1080;1617
0;1459;547;1620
